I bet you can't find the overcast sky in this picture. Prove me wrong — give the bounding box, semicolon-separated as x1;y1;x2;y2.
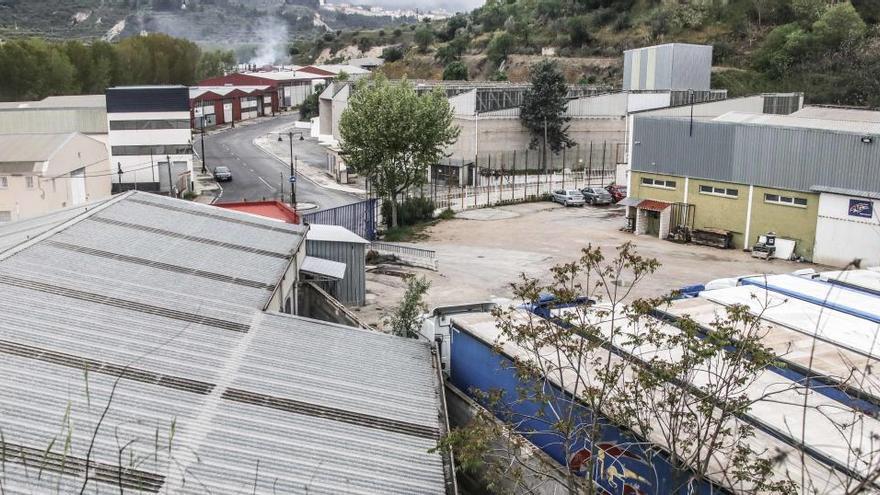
331;0;485;13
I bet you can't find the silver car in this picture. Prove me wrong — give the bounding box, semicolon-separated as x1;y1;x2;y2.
581;186;613;205
551;189;586;207
213;166;232;182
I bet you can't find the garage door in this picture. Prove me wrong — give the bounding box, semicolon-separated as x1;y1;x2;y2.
814;193;880;268
69;168;86;205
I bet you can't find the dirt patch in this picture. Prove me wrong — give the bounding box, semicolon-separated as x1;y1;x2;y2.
359;201;821;329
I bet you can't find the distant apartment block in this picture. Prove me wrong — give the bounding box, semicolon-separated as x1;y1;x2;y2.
0;133;111;223
106;86;193;194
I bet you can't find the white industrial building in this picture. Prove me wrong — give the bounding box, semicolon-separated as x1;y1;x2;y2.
0;133;111;223
0;191;455;494
106;86;194;194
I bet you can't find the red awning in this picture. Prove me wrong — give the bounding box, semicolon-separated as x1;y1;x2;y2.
638;199;672;212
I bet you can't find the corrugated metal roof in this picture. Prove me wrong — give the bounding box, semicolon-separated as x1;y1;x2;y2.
0;191;448;494
0;197;114;251
190;86;272;99
715;111;880;135
307;224;370;244
35;94;106;109
301;255;347;280
632;115;880;194
792;106;880;122
0;133;76;162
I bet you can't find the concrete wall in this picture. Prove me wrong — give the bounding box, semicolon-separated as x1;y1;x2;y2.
748;185;818;260
319;99;333;138
447;116;627;160
631;171;819;258
298;282;367;328
0;134;111;223
266;240;305;314
0;108;108;134
685;177;750;248
629;171;685;204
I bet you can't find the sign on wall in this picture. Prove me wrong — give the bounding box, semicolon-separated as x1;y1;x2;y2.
849;199;874;219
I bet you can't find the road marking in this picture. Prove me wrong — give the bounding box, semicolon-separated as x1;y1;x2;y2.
258;177;275;192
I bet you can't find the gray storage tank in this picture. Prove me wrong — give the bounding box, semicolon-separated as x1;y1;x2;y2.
623;43;713;91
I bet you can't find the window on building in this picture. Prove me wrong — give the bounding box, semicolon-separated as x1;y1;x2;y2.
25;176;34;188
699;185;738;198
641;177;676;189
764;193;807;207
0;211;10;223
111;144;193;156
0;176;7;188
109;119;191;131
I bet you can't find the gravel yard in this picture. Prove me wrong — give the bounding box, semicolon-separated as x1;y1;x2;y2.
356;201;819;329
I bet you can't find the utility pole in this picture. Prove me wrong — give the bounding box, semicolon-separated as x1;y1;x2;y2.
200;100;208;174
543;117;548;174
288;132;296;206
689;89;695;137
166;155;173;196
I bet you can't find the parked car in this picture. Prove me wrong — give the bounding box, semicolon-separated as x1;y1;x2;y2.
581;187;613;205
551;189;586;207
605;184;628;203
213;166;232;182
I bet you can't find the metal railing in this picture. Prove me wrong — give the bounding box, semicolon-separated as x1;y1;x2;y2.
368;242;439;271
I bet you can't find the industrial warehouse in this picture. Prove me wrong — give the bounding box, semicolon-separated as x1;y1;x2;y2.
627;105;880;267
1;8;880;490
0;191;455;494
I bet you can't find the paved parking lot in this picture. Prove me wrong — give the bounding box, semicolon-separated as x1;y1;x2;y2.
356;201;818;329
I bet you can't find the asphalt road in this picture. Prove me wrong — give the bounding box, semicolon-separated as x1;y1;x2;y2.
198;114;360;211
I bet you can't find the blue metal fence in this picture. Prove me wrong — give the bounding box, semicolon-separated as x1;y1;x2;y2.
303;199;378;241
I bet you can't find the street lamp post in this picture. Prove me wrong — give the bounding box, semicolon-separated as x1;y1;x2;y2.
287;132;302;206
277;131;305;206
200;100;208;174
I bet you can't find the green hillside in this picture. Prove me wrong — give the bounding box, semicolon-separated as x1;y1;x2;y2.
374;0;880;107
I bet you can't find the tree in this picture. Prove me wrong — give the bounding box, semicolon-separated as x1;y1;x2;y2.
339;77;459;228
568;15;593;47
299;83;324;121
385;276;431;338
436;244;801;494
435;35;469;65
196;49;236;81
443;61;469;81
415;26;434;53
520;59;573;171
486;30;515;66
811;2;867;50
382;45;404;63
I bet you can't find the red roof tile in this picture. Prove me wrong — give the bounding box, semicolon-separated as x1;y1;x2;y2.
214;200;300;224
638;199;672;212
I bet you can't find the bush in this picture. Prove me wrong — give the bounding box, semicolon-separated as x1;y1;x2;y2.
415;27;434;52
437;208;456;220
443;60;468;80
382;197;436;227
382;45;404;63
